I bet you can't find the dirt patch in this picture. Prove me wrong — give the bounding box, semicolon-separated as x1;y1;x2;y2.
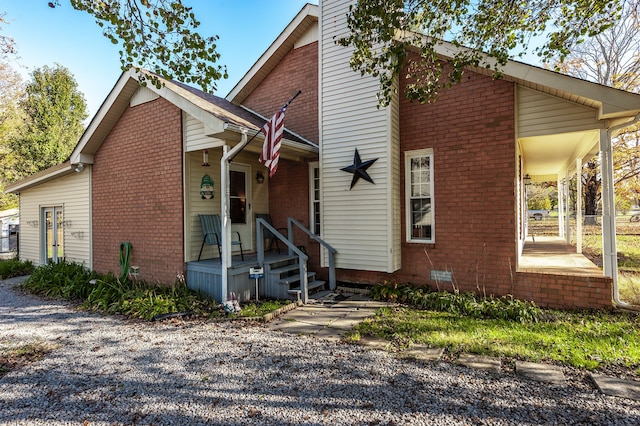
0;342;57;378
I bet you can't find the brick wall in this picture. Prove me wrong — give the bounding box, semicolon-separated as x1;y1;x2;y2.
387;67;518;295
243;42;319;143
267;158;321;274
330;66;613;309
92;97;184;284
516;272;612;309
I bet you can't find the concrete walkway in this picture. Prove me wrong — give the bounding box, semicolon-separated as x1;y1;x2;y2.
267;291;640;402
267;292;388;341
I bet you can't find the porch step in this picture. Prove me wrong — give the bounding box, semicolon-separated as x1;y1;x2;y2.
279;272;316;286
287;280;326;295
269;263;302;275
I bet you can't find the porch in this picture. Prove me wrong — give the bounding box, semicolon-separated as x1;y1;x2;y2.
519;236;604;276
186;252;291;303
515;235;612;309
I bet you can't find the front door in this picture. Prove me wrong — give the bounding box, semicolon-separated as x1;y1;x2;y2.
43;206;64;263
229;163;252;251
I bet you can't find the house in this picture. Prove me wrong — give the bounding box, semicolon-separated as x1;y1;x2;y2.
7;0;640;309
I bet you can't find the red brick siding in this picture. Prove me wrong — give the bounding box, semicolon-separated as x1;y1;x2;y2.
387;69;518;295
268;158;321;274
329;67;613;309
243;42;319;143
92;98;184;284
516;272;612;309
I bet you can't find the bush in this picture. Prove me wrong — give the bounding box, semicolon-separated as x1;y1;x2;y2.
370;282;542;323
21;261;215;320
0;259;34;279
22;261;97;300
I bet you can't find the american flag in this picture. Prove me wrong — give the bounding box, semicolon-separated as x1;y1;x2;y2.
259;106;286;177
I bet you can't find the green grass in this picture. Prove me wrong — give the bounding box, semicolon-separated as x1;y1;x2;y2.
353;306;640;374
236;299;292;318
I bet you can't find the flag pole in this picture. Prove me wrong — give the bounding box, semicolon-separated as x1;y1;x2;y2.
228;90;302;163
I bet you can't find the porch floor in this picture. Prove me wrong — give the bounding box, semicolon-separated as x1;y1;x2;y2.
519;236;603;276
187;252;293;271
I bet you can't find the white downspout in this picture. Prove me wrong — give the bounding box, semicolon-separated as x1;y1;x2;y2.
220;130;248;303
604;114;640;308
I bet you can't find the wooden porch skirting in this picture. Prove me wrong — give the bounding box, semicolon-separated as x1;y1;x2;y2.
186;259;254;303
186;253;292;303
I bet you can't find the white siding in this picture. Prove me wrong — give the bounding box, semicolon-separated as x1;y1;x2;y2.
320;0;400;272
130;86;159;107
18;169;91;267
517;86;602;138
183;112;225;152
183;131;268;262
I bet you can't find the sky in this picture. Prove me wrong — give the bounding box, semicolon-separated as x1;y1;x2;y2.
1;0;317;118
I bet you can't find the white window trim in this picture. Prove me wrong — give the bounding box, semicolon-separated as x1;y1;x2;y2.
309;161;320;236
405;148;434;244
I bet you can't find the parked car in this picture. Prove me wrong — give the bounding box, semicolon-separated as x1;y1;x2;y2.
528;209;550;221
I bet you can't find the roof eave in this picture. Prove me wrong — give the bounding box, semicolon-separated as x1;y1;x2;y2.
400;33;640;121
5;162;74;194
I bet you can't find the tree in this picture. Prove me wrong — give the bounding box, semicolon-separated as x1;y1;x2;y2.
550;0;640;220
0;61;24;210
9;64;87;177
48;0;227;92
338;0;623;106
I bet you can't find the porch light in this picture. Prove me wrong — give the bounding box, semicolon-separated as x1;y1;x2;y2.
202;149;210;167
523;174;532;186
256;171;265;184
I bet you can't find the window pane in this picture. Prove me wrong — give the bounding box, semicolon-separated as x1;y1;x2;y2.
411;156;431;197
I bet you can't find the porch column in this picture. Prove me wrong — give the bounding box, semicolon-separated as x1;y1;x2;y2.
564;169;571;244
599;129;618;282
576;157;583;253
557;176;565;238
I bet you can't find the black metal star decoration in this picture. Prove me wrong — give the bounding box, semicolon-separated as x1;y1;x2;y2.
340;148;378;189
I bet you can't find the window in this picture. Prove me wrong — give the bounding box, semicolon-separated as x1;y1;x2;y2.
405;149;434;243
309;162;320;235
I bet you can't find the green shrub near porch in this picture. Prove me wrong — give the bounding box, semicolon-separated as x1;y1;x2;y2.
20;261;216;320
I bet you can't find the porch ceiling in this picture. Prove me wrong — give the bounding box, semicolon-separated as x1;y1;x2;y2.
519;130;599;179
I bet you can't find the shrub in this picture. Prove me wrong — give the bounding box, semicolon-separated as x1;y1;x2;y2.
21;261;216;320
0;259;34;279
370;282;542;323
22;261;97;300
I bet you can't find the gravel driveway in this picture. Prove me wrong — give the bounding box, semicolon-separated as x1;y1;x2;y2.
1;276;639;425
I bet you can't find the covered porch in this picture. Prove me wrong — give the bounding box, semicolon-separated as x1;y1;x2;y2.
519;236;603;276
514;81;640;306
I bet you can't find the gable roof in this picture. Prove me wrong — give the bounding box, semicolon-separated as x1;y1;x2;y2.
228;3;640;126
226;3;319;104
425;38;640;124
70;69;317;166
7;69;318;194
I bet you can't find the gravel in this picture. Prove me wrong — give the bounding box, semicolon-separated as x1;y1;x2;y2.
1;276;639;425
